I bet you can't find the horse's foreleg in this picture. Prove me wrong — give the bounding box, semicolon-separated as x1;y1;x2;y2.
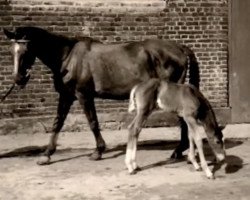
171;117;189;159
37;95;74;165
76;92;106;160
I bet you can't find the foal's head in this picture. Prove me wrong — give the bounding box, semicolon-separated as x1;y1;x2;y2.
4;28;36;88
212;126;226;162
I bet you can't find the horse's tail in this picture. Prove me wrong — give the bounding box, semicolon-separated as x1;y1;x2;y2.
184;46;200;89
128;85;138;113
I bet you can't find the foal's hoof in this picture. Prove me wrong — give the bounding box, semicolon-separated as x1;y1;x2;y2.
37;156;51;165
207;174;215;180
135;166;142;172
128;166;141;175
195;166;202;171
89;150;102;161
129;170;137;175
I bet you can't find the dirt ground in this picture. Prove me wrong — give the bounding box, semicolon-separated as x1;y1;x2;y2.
0;127;250;200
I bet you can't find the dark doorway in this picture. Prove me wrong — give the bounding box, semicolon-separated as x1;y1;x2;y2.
230;0;250;122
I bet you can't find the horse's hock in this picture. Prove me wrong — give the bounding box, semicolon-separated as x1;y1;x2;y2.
0;0;229;134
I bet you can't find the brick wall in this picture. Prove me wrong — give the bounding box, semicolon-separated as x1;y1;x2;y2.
0;0;229;121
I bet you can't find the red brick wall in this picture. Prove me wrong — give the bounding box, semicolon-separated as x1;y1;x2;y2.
0;0;229;118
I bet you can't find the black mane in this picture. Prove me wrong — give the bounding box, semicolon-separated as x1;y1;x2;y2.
14;27;77;44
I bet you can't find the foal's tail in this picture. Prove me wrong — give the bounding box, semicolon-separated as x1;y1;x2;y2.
183;46;200;89
128;85;138;113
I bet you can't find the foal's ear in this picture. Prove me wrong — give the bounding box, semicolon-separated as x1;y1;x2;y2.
218;125;226;131
3;29;15;40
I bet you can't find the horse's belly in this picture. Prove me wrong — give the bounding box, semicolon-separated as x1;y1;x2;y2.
92;67;151;99
95;89;130;100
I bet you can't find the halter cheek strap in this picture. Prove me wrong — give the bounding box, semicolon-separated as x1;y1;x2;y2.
11;39;30;43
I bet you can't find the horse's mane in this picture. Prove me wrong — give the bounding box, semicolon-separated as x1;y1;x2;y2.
14;27;104;49
14;27;77;44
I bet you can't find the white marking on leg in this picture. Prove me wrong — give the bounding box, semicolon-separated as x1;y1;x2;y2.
125;129;136;174
194;131;214;179
125;147;134;174
187;123;201;171
131;137;138;171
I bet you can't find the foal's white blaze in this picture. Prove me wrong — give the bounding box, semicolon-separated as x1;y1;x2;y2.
13;43;21;76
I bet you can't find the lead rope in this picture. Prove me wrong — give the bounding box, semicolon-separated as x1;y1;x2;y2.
0;83;16;103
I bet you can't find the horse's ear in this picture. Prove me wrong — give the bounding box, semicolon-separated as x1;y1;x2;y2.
3;29;15;40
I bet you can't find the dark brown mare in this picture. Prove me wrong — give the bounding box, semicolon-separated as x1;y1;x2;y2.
3;27;200;165
126;79;225;179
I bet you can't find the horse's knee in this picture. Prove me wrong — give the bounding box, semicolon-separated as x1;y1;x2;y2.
89;120;99;132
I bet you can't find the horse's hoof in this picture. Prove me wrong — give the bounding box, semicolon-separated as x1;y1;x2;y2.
170;151;184;160
129;170;137;175
37;156;50;165
89;150;102;161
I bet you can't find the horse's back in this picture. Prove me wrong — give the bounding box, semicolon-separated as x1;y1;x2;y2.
64;38;190;99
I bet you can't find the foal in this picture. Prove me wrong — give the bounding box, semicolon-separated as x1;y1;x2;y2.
125;79;225;179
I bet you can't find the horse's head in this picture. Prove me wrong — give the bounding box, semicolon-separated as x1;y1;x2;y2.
4;28;36;88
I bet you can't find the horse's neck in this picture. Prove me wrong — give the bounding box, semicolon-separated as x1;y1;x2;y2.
34;37;77;75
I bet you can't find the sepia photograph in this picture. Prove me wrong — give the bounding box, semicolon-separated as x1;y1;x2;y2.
0;0;249;199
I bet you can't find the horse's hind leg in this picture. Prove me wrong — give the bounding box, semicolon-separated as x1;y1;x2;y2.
171;118;189;159
37;95;74;165
76;92;106;160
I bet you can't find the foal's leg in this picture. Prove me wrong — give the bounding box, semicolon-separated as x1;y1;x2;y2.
37;95;74;165
187;117;214;179
171;118;189;159
76;92;106;160
125;111;149;174
186;121;201;171
125;119;139;174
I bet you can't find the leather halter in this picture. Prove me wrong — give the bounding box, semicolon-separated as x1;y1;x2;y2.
11;39;30;43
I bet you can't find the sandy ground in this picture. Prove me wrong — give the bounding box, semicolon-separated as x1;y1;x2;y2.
0;127;250;200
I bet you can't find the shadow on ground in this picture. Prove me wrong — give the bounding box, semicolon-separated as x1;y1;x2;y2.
0;139;245;174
